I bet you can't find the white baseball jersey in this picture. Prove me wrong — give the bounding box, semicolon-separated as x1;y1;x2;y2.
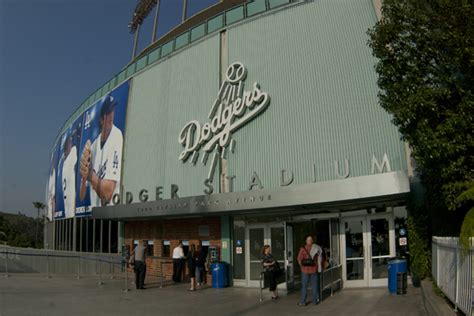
47;168;56;219
90;125;123;207
62;146;77;218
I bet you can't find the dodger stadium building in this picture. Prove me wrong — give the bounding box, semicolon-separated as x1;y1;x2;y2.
45;0;413;289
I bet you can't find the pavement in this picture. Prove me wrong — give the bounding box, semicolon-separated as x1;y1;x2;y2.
420;280;457;316
0;274;429;316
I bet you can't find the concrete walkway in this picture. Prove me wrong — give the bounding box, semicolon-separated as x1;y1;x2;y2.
0;274;427;316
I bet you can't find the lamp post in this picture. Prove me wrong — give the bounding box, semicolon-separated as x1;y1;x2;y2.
128;0;159;59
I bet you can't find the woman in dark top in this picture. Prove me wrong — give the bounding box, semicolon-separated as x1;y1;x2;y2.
261;244;279;299
187;244;197;291
196;245;207;286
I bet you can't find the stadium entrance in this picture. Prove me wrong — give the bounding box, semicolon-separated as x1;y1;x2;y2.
231;206;402;290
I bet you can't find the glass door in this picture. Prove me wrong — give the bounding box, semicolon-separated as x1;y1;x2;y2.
245;224;285;287
247;225;265;287
343;218;367;287
369;216;394;287
285;222;295;290
342;214;394;288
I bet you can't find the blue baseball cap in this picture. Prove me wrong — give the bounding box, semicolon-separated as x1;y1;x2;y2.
61;128;72;151
100;94;117;118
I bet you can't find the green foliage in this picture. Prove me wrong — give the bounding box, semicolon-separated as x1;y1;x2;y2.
455;180;474;253
431;278;447;299
32;202;45;213
407;215;430;279
0;213;43;248
459;207;474;254
368;0;474;234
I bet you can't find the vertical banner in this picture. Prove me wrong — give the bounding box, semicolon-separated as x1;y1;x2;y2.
75;81;129;216
46;145;59;220
54;117;82;219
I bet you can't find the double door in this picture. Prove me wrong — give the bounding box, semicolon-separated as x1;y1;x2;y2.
245;224;286;287
342;214;395;287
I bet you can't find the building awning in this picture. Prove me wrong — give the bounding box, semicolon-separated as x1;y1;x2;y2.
92;171;410;220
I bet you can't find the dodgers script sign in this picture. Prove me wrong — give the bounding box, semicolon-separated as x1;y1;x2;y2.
178;62;270;177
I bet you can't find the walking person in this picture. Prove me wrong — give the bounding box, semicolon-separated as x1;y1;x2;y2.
196;245;206;286
297;235;322;306
172;241;185;282
129;240;147;290
261;245;280;299
187;244;197;291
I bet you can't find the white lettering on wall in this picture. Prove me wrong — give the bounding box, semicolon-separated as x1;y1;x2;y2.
178;62;270;180
371;153;392;174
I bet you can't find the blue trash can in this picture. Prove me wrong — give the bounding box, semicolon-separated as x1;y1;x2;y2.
388;258;407;294
211;262;229;288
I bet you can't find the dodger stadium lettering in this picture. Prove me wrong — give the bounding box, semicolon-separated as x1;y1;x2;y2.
178;62;270;180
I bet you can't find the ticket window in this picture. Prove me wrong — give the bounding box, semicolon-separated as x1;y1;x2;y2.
132;240;152;255
146;240;154;256
162;240;170;257
182;240;189;256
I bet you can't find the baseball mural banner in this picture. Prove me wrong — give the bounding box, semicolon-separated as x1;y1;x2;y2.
53;116;82;219
75;81;129;217
46;144;60;220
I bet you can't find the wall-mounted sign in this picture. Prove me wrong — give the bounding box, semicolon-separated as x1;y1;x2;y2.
399;237;407;246
178;62;270;180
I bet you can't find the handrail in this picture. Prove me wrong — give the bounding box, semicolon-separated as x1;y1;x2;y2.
258;264;342;302
259;271;265;301
0;250;121;265
321;264;343;297
0;248;123;287
146;256;174;261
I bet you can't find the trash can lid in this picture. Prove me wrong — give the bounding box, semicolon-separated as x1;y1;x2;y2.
388;259;407;263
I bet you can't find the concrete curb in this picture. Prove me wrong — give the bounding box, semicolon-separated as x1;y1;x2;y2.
420;279;457;316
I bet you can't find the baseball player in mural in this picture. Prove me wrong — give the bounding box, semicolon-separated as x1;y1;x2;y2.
79;94;123;207
61;131;78;218
47;157;56;219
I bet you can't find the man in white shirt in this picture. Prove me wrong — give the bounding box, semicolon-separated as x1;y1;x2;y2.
79;94;123;207
172;241;185;282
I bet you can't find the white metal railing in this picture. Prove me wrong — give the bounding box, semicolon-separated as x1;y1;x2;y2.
0;245;123;288
321;264;343;295
432;237;473;315
259;264;342;302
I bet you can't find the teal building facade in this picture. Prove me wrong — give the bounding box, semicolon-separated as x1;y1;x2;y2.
46;0;411;290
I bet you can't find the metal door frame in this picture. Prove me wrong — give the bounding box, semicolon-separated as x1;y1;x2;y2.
341;213;395;288
245;223;284;287
284;222;295;291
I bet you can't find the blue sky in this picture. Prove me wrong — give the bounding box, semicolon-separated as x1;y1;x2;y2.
0;0;219;217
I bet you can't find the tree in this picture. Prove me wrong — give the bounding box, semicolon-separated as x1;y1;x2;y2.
368;0;474;235
32;202;46;248
456;180;474;253
0;216;8;245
